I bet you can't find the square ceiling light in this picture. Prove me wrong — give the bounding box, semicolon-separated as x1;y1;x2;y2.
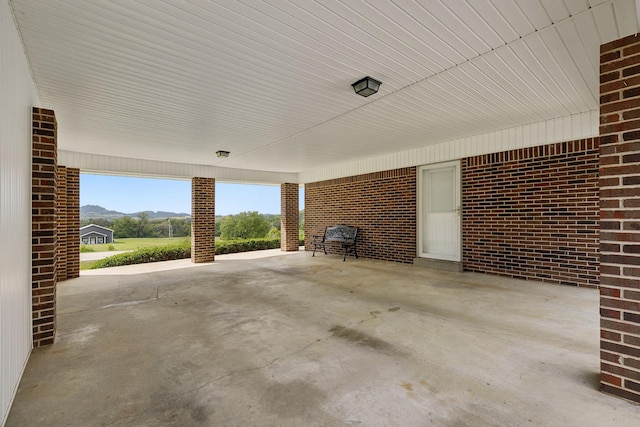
351;76;381;97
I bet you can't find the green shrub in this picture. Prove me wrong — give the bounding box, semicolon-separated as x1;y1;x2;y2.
90;238;283;269
107;244;115;251
80;245;95;253
214;238;280;254
90;241;191;269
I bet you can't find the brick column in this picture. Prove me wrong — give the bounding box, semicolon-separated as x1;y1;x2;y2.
281;183;299;251
599;34;640;403
56;166;68;281
66;168;80;278
32;108;57;347
191;177;215;263
55;167;80;281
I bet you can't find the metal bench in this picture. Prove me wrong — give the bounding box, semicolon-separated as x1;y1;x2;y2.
312;225;359;261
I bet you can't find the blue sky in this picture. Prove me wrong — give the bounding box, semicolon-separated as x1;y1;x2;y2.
80;174;304;215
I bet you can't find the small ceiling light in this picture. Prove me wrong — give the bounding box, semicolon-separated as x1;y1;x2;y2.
216;150;230;158
351;76;381;97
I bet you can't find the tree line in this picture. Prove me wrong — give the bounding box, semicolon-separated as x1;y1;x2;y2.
81;210;304;240
81;213;191;239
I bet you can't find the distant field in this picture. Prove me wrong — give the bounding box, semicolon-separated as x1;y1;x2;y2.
80;237;190;252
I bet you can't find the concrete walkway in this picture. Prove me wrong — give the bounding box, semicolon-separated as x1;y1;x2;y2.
7;252;640;426
80;250;130;261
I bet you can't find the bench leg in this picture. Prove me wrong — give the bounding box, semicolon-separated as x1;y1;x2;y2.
312;243;327;257
340;244;357;261
343;244;352;261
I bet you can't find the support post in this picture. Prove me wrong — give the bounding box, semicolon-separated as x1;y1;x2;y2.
66;168;80;278
281;183;299;251
599;34;640;403
32;108;57;347
191;177;215;263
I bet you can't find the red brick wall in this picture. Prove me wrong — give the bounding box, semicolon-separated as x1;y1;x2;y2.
281;183;299;251
462;139;600;288
66;168;80;278
56;166;68;281
599;34;640;404
305;168;416;263
55;167;80;281
32;107;57;347
191;177;215;263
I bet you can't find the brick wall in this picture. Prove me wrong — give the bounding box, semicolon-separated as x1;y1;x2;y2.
462;139;600;288
66;168;80;278
55;167;80;281
599;34;640;404
281;183;299;251
305;168;416;263
191;177;215;263
32;107;57;347
56;166;68;281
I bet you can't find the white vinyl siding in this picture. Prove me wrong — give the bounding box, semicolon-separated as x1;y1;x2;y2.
1;1;41;425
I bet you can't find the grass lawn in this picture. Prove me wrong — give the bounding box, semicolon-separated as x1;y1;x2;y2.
80;260;99;270
80;237;190;253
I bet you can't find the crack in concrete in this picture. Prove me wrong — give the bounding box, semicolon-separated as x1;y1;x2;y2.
99;285;163;310
60;286;162;315
98;298;157;310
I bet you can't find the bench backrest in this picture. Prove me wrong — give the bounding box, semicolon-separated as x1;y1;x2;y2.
324;225;358;243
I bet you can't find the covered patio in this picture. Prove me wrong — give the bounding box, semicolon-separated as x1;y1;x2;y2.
6;252;640;426
3;1;640;424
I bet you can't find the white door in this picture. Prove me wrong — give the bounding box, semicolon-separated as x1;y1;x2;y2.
418;161;461;261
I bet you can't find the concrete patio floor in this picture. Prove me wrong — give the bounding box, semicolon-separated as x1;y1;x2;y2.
7;251;640;426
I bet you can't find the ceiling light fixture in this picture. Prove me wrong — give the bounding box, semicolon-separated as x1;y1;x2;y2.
351;76;381;97
216;150;230;158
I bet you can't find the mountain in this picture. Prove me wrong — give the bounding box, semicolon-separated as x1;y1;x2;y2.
80;205;122;218
80;204;190;220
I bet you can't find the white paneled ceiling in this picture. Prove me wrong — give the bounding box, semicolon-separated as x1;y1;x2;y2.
10;0;639;175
